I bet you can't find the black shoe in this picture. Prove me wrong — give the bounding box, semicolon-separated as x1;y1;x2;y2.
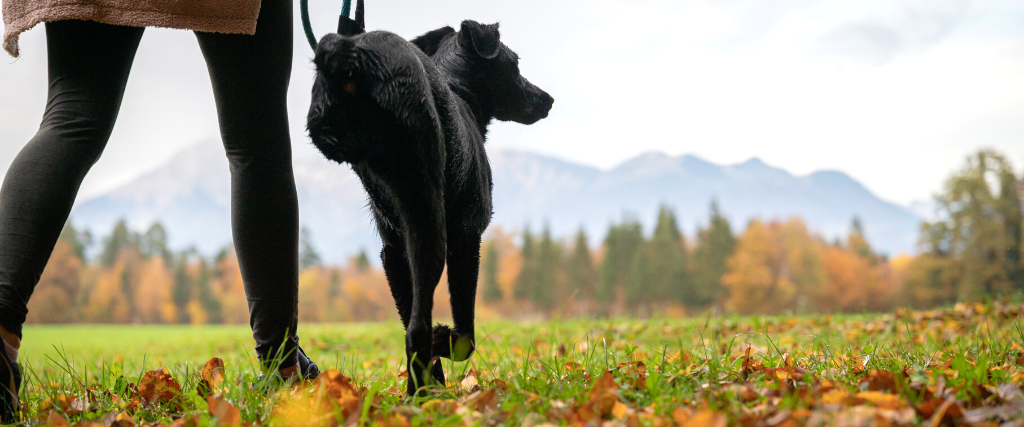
294;345;320;380
0;348;20;423
254;345;320;390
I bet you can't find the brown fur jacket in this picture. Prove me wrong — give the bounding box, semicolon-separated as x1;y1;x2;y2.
3;0;262;57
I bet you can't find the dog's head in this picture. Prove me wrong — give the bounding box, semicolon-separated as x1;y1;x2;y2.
415;21;554;125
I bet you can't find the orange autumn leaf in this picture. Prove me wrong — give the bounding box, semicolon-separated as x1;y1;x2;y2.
375;413;412;427
464;388;499;412
853;391;906;410
859;370;898;392
314;369;363;418
682;410;727;427
38;394;79;415
588;371;620;416
138;368;182;405
198;357;225;398
207;393;242;426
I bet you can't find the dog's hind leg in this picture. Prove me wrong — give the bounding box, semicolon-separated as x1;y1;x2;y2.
438;227;481;362
396;190;446;396
377;221;413;327
378;220;447;386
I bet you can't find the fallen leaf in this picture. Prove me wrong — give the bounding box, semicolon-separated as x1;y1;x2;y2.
854;391;906;410
464;388;499;412
43;411;69;427
460;374;479;390
169;415;200;427
860;370;898;392
682;410;727;427
315;369;362;418
197;358;225;398
138;368;183;407
376;413;412;427
612;401;628;419
821;390;852;406
206;394;241;426
39;394;78;415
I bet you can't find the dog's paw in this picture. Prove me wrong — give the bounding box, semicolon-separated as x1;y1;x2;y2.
432;324;475;362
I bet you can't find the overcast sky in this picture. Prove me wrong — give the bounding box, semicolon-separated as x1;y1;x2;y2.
1;0;1022;206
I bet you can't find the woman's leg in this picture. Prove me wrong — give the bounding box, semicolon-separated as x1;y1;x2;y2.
194;0;302;370
0;20;144;343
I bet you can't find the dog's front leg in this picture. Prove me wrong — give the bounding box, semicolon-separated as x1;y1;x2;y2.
400;194;446;397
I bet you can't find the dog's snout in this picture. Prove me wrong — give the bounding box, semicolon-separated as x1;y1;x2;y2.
538;91;553;111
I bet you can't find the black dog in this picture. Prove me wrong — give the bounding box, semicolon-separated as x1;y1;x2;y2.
307;21;553;395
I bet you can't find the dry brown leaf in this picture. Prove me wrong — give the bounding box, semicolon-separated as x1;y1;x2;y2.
611;401;628;419
206;393;241;426
490;378;508;391
464;388;499;412
100;411;135;426
681;410;727;427
460;374;479;390
197;358;225;398
138;368;183;406
588;371;619;417
860;370;898;392
43;410;69;427
168;416;199;427
315;369;362;418
821;390;853;406
39;394;78;415
853;391;906;410
672;407;693;425
376;413;412;427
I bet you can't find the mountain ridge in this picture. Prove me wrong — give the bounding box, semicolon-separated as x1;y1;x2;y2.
70;141;923;262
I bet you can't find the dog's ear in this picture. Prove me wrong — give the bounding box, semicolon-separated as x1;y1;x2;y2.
459;20;500;59
411;26;455;56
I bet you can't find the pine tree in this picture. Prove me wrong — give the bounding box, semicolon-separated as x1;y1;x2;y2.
566;228;597;301
481;241;503;302
692;201;736;308
354;249;371;271
600;217;644;305
172;253;193;324
299;227;322;270
649;206;689;304
142;222;172;262
534;226;561;309
847;217;873;259
513;228;536;301
100;220;133;267
997;165;1024;291
195;258;222;324
58;220;90;262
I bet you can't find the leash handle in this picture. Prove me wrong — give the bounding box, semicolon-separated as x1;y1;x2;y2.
300;0;364;51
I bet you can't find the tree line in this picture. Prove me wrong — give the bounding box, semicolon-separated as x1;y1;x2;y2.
25;148;1024;324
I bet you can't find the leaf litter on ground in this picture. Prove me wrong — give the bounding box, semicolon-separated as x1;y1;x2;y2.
13;300;1024;426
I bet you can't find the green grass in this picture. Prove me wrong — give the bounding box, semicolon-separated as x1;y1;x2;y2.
14;302;1024;425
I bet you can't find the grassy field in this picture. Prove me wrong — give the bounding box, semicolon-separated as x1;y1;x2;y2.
14;301;1024;426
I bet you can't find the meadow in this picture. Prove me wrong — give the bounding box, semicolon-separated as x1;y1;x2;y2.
14;300;1024;426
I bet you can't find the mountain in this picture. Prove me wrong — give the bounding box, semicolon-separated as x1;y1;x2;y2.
70;142;923;262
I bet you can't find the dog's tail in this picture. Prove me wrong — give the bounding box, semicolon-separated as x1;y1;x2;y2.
301;0;366;51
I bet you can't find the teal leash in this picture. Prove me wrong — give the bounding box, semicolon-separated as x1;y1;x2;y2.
300;0;361;51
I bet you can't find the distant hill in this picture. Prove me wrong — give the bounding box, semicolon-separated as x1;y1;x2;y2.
70;141;923;262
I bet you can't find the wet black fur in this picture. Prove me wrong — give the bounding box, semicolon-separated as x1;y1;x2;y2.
307;21;553;396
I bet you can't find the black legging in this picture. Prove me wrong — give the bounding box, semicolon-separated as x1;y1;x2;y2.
0;0;301;367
